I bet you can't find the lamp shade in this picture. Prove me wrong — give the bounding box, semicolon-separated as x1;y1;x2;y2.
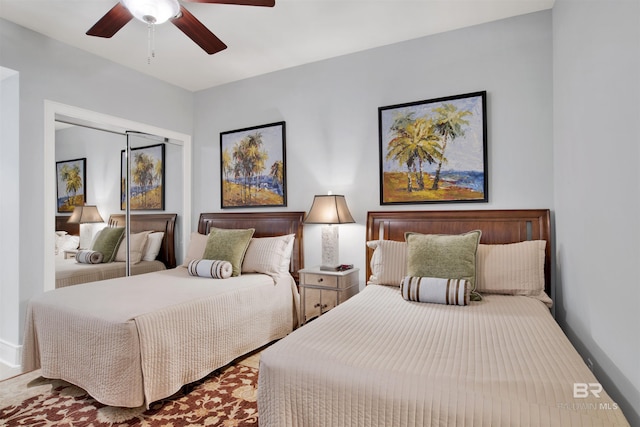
304;195;355;225
67;205;104;224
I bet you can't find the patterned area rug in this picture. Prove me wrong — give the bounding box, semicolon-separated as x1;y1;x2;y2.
0;359;259;427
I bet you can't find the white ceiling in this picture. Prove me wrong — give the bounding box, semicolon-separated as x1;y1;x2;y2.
0;0;554;92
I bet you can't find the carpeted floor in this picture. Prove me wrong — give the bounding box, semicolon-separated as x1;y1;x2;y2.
0;351;262;426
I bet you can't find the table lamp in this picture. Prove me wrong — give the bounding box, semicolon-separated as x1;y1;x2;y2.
304;194;355;271
68;205;104;249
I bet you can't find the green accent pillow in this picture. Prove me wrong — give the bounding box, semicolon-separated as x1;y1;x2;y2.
405;230;482;300
91;227;125;263
203;227;255;277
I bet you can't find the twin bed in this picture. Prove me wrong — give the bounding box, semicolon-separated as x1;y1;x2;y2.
54;213;177;288
257;209;630;426
24;211;304;408
26;209;629;425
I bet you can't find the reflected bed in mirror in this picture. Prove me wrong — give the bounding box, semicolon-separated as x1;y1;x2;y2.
54;213;177;288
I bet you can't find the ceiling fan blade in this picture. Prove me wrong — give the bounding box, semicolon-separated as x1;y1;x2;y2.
86;3;134;38
171;6;227;55
183;0;275;6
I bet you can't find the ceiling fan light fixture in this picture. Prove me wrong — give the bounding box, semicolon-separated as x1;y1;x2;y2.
122;0;180;25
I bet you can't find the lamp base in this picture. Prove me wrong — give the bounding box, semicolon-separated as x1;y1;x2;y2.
320;224;339;270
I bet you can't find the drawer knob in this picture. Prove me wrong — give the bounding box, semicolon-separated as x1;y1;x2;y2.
314;303;321;308
317;278;324;283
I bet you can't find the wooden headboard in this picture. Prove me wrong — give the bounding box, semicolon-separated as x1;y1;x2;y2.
366;209;552;296
55;215;80;236
108;213;177;269
198;211;305;282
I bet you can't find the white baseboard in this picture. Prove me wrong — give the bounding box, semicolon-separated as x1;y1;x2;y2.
0;338;22;368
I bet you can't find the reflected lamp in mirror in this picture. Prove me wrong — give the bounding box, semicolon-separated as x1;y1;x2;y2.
304;194;355;271
68;205;104;249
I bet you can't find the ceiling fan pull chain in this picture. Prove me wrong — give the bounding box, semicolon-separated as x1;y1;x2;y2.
151;23;156;59
147;23;157;64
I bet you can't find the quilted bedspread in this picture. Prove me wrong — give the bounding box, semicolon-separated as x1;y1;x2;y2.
23;267;298;407
258;284;629;426
55;258;166;288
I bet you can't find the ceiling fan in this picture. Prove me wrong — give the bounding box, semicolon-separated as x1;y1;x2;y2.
86;0;275;55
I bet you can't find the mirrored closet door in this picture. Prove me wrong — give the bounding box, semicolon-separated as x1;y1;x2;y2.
53;122;184;288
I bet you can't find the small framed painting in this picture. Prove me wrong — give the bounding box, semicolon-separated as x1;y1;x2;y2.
56;158;86;213
378;91;488;205
121;143;165;210
220;121;287;208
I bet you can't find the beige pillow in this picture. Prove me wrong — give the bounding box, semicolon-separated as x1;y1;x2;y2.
203;227;255;277
115;231;151;264
142;232;165;261
405;230;481;299
366;240;407;286
476;240;546;296
181;232;209;267
242;234;295;277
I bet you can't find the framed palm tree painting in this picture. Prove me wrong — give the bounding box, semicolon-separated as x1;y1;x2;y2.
120;143;165;210
56;158;86;213
378;91;488;205
220;121;287;208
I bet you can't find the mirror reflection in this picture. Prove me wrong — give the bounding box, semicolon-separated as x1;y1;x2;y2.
54;123;183;288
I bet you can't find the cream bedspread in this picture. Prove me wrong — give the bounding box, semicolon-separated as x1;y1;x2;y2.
258;284;629;427
23;267;298;408
55;258;166;288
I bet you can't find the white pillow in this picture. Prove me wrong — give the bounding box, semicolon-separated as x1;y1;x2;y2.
55;233;80;253
366;240;407;286
142;232;165;261
187;259;233;279
181;232;209;267
115;231;151;264
476;240;546;297
400;276;470;306
242;234;295;276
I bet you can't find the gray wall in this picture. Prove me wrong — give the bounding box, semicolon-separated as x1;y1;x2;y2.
553;0;640;424
0;69;20;363
0;18;193;361
193;10;554;283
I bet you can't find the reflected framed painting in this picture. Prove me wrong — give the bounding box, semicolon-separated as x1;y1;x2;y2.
378;91;488;205
56;158;86;213
220;121;287;208
121;143;165;210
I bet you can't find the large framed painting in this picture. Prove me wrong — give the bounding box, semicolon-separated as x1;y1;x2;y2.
220;121;287;208
121;143;165;210
378;91;488;205
56;158;87;213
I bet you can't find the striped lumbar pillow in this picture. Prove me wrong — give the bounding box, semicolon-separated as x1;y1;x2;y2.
75;250;104;264
400;276;470;306
187;259;233;279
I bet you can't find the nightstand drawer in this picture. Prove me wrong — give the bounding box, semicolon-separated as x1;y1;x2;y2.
303;273;338;288
63;250;78;259
301;271;358;289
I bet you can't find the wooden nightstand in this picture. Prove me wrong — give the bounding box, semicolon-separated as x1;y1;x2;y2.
63;249;79;259
299;266;359;324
